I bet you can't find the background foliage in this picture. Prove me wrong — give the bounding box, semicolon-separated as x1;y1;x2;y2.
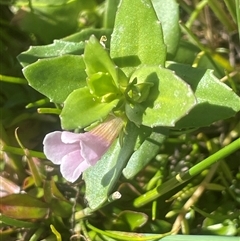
0;0;240;240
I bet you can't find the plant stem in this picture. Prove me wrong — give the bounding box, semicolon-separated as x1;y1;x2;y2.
186;0;208;28
133;137;240;207
37;108;61;115
0;74;27;84
188;137;240;177
0;123;25;181
171;162;219;233
208;0;236;32
1;144;46;159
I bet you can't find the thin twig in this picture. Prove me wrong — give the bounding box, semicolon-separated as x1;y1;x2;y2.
171;162;220;233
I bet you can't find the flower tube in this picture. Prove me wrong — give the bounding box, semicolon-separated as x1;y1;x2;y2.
43;117;124;182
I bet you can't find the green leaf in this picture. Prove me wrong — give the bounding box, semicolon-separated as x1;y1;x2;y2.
18;29;112;68
202;218;237;235
173;40;200;65
151;0;180;57
50;199;72;218
16;0;81;43
125;66;196;127
237;0;240;40
123;128;169;179
23;55;87;103
0;214;39;228
87;72;121;101
0;194;48;219
60;87;119;130
103;0;121;28
18;40;84;67
110;0;166;76
161;235;240;241
115;210;148;231
84;35;120;87
195;54;226;79
168;63;240;128
83;122;139;210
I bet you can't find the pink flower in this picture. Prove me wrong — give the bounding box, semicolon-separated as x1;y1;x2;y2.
43;117;124;182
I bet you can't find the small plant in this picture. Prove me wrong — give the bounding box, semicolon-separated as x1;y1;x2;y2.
1;0;240;240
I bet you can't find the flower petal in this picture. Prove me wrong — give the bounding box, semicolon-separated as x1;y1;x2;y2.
60;150;90;182
80;132;110;165
43;131;79;164
61;131;83;144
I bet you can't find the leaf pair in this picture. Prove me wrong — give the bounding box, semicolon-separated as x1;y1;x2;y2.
23;35;124;130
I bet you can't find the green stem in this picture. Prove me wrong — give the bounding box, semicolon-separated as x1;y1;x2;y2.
171;163;219;233
50;225;62;241
188;137;240;177
208;0;236;32
186;0;208;28
162;235;239;240
26;98;50;108
177;0;193;15
0;74;28;84
29;227;45;241
133;177;181;208
218;171;238;201
133;138;240;208
0;123;25;180
14;129;43;187
80;220;92;241
75;191;122;220
1;144;46;159
37;108;61;115
193;205;240;221
236;0;240;39
180;22;233;73
224;0;237;23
